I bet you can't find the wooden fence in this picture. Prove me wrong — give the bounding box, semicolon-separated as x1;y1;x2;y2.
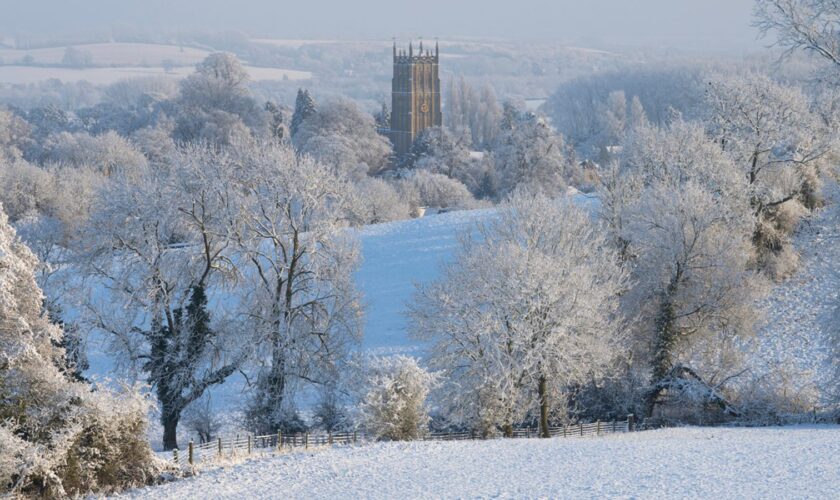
173;415;636;466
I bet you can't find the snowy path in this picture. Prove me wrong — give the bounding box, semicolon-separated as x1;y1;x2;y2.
119;426;840;499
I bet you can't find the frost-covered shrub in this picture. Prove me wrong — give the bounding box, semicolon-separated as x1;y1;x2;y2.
57;384;161;496
399;170;476;210
733;367;820;424
312;386;352;432
358;356;437;441
353;177;411;224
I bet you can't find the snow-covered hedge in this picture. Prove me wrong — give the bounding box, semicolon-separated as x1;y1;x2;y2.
0;203;165;497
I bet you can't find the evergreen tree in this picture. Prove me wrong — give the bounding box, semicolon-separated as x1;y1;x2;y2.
290;88;316;138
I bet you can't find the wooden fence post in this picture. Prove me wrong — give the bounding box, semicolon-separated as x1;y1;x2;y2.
580;423;583;436
305;432;309;449
218;437;222;457
247;435;251;455
329;431;333;445
353;431;357;445
277;430;282;451
188;441;194;465
563;424;567;438
628;414;635;432
612;420;616;433
173;448;179;464
596;420;601;435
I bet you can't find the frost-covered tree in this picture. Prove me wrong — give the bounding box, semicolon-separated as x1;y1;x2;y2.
411;191;627;437
492;106;569;197
705;73;829;277
623;120;748;209
264;100;289;142
374;102;391;131
0;108;31;161
293;97;392;178
229;142;363;434
755;0;840;68
358;356;437;441
39;130;148;175
601;119;762;418
445;77;502;149
601;90;627;146
626;180;760;418
175;53;264;144
0;203;160;496
290;88;316;138
79;149;242;450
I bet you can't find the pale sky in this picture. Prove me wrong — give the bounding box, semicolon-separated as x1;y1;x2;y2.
0;0;761;51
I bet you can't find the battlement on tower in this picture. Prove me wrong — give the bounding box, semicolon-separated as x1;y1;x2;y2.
393;40;439;64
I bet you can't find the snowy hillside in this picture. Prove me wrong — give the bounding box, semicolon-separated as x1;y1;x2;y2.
354;208;495;354
755;192;840;399
118;426;840;499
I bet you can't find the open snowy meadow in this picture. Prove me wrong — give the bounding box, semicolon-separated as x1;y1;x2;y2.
118;426;840;499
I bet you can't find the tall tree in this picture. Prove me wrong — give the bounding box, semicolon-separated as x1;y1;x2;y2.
605;121;761;418
79;148;242;450
292;97;392;178
229;142;363;434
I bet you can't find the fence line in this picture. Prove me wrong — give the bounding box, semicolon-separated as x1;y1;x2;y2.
173;415;636;466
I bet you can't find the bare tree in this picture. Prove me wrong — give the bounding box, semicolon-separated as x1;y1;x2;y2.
755;0;840;66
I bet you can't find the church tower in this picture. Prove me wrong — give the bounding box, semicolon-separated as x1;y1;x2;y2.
390;40;442;158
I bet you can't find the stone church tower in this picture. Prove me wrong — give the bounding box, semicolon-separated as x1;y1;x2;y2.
390;40;442;157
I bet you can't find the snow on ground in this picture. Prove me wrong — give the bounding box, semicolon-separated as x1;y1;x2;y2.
355;208;495;354
755;190;840;397
118;426;840;499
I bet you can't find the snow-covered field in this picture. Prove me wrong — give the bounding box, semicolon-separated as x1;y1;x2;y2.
0;43;212;67
0;64;312;85
118;426;840;499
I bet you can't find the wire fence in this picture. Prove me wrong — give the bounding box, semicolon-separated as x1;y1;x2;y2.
172;415;637;466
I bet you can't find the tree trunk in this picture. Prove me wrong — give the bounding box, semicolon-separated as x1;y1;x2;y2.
538;374;550;438
162;411;180;451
